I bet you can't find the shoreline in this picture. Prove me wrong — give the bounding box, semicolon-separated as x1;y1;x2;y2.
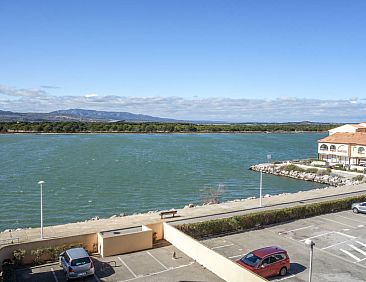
0;130;328;135
0;181;360;234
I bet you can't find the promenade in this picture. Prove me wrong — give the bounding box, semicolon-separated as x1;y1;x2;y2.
1;183;366;246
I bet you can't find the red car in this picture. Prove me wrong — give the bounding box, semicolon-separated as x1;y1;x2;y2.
236;246;290;278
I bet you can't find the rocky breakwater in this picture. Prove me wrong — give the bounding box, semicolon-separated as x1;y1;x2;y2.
250;163;364;187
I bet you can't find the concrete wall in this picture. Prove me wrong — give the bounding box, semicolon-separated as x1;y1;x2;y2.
98;225;153;257
146;222;164;241
0;233;97;271
163;223;266;282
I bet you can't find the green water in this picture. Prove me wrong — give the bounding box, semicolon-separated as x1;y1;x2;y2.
0;133;327;231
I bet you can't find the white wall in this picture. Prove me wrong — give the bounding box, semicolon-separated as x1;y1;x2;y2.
163;223;266;282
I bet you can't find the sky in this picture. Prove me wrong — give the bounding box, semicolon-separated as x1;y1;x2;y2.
0;0;365;122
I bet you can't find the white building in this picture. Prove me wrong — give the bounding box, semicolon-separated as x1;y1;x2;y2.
318;123;366;169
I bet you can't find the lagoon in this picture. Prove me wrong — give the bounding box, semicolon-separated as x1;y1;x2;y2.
0;133;327;231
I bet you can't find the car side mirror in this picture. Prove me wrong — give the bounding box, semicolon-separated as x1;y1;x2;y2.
260;264;265;269
60;251;65;257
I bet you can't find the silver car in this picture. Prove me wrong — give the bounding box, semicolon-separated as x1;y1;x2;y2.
352;202;366;214
59;247;95;280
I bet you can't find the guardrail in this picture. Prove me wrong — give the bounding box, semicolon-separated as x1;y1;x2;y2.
0;237;20;246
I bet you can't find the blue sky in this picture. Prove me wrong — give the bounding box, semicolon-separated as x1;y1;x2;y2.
0;0;365;122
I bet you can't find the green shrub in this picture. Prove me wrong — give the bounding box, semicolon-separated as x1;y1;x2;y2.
12;249;26;266
281;164;305;172
177;195;366;239
306;168;318;174
317;169;331;175
353;175;364;182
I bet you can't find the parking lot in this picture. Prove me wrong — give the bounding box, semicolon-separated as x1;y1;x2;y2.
201;209;366;281
16;244;223;281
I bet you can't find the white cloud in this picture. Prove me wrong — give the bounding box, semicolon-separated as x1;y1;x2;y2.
0;84;365;122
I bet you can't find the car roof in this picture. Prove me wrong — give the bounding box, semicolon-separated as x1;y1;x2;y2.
66;248;89;259
252;246;286;258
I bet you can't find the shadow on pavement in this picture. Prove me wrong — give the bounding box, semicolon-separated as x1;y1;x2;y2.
93;257;118;279
268;263;306;281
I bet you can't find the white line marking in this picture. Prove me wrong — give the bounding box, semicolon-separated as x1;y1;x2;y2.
349;244;366;257
228;254;244;259
118;261;194;282
118;257;138;278
335;232;356;239
342;229;350;232
358;225;364;228
212;243;234;249
340;249;361;262
274;274;296;281
278;225;313;235
300;231;334;241
51;267;59;282
356;241;366;248
321;217;356;228
322;239;354;250
146;251;168;270
334;214;366;224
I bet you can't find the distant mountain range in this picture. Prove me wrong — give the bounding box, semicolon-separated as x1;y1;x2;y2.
0;109;182;123
0;109;336;124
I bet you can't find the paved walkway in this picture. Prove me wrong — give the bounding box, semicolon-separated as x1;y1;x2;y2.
1;183;366;246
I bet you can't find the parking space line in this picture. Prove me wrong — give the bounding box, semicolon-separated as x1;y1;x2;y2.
119;261;194;282
118;257;138;278
50;267;59;282
356;241;366;248
300;231;333;241
336;232;356;239
146;251;168;270
349;244;366;257
278;225;313;235
340;249;361;262
321;217;356;228
322;239;355;250
334;214;366;224
273;274;296;281
228;254;244;259
211;243;234;250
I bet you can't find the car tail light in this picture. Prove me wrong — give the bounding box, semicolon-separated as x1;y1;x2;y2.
68;266;74;272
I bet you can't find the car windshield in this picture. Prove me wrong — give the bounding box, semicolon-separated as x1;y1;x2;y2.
240;252;262;267
71;257;91;266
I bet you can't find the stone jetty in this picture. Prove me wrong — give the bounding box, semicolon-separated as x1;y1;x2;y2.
250;163;364;186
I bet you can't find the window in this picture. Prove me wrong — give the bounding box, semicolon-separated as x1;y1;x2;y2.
320;144;328;151
358;147;365;155
274;253;286;261
338;145;347;153
71;257;91;266
330;145;336;152
240;253;262;267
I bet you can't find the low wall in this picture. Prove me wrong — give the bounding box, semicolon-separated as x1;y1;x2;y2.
163;223;266;282
98;225;153;257
0;232;97;271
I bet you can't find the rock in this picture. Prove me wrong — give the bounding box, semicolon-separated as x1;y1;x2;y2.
110;215;117;219
188;203;195;208
91;216;99;221
119;213;125;217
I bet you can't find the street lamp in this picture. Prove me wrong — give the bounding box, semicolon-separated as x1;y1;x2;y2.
305;239;315;282
38;180;45;239
259;155;272;207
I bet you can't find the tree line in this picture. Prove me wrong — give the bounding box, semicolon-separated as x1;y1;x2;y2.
0;121;336;133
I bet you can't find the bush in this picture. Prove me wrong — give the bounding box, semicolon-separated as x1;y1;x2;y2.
177;195;366;239
12;249;26;266
281;164;305;172
317;169;331;176
353;175;365;182
306;168;318;174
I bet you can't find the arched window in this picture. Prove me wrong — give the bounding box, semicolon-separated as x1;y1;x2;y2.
320;144;328;151
330;145;336;151
358;147;365;155
338;145;347;153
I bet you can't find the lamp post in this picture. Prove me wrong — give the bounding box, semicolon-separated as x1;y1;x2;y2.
38;180;45;239
259;154;272;207
305;239;315;282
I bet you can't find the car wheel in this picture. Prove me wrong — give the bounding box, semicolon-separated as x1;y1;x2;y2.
279;267;287;276
353;208;359;214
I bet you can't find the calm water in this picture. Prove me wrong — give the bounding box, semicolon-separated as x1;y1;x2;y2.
0;133;327;231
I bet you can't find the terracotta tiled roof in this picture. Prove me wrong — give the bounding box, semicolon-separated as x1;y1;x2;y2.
351;124;366;128
319;132;366;146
